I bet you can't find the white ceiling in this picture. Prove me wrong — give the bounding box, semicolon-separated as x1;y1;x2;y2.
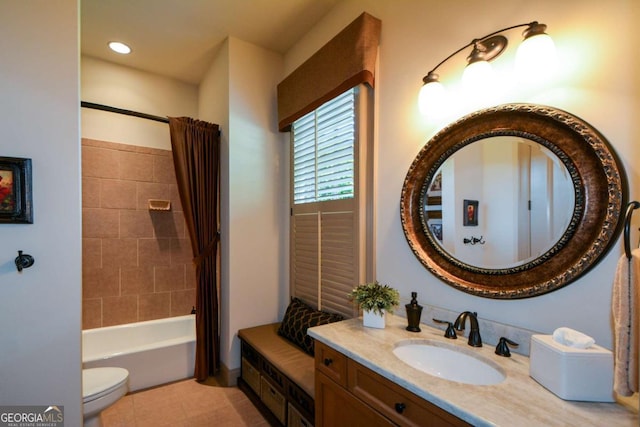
81;0;341;84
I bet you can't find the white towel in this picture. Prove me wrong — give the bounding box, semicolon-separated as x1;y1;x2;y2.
612;248;640;396
552;327;595;349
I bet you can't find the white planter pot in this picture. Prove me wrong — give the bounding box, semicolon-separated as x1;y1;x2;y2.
363;309;385;329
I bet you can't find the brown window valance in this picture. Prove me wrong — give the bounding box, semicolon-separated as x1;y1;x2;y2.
277;12;381;132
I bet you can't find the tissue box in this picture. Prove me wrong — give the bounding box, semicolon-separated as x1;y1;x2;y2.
529;334;614;402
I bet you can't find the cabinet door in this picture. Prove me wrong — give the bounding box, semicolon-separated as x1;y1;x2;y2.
315;371;393;427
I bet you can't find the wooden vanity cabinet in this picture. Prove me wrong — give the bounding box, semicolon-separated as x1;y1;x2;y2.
314;341;471;427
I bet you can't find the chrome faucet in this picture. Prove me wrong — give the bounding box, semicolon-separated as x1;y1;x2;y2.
453;311;482;347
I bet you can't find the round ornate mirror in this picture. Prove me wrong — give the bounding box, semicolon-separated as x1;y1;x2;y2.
400;104;627;299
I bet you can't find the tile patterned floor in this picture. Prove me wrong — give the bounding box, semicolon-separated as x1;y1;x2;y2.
101;378;268;427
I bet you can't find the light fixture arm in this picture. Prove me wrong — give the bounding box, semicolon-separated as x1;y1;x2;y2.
422;21;541;83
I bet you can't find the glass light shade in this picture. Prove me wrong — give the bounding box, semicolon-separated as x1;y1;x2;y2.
418;80;446;116
108;41;131;54
515;33;557;83
462;60;494;89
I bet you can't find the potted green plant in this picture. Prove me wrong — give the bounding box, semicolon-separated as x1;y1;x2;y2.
348;281;400;328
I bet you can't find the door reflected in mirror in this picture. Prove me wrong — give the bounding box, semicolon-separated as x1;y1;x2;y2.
423;136;575;269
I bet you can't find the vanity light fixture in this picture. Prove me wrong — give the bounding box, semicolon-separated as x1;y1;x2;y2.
108;41;132;55
418;21;556;115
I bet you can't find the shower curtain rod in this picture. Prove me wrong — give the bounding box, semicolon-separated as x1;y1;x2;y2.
81;101;170;123
81;101;222;137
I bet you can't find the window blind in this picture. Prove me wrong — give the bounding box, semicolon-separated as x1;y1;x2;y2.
293;89;355;204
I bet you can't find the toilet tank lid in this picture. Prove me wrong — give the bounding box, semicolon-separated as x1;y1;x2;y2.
83;367;129;399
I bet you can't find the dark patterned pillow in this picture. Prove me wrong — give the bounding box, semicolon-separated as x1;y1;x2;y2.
277;297;344;356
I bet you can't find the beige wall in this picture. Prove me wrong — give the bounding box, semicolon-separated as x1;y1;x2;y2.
225;37;287;373
0;1;82;423
198;37;287;376
81;139;196;329
81;56;199;150
287;0;640;349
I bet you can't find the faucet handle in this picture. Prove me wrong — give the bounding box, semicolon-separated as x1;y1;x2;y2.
495;337;519;357
432;318;457;339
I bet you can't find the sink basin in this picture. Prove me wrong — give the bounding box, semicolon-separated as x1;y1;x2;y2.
393;340;505;385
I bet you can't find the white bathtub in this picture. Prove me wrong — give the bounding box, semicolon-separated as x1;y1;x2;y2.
82;314;196;392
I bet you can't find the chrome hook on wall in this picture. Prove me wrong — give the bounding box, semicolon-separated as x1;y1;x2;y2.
15;250;35;272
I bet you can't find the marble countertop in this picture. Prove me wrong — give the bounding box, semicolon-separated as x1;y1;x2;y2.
308;315;638;427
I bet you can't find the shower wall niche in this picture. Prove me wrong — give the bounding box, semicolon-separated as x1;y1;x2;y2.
82;138;196;329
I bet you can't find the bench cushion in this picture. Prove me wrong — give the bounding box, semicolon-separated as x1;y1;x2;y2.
238;323;315;398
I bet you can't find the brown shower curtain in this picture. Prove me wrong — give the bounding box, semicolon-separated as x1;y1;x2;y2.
169;117;220;381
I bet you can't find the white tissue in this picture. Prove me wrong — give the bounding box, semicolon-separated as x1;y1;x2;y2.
552;327;595;349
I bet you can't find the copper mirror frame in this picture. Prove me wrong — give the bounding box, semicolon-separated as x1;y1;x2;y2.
400;104;627;299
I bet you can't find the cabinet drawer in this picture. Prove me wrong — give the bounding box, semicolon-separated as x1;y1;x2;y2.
261;376;286;424
241;340;262;368
315;341;348;387
288;402;313;427
241;357;261;395
262;358;285;390
287;378;314;422
347;359;471;427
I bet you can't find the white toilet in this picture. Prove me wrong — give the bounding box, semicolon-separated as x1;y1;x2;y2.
82;367;129;427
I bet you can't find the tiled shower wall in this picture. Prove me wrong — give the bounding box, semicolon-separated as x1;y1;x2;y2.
82;138;196;329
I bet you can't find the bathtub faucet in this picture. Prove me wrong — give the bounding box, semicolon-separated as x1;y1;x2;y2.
453;311;482;347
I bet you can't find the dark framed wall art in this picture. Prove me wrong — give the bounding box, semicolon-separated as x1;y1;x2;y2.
0;157;33;223
463;199;478;227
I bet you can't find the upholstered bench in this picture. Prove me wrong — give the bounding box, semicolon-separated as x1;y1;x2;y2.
237;298;343;427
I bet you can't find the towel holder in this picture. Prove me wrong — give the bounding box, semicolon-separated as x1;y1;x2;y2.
624;200;640;259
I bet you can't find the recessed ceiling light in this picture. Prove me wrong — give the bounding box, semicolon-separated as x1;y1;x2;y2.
108;41;131;55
